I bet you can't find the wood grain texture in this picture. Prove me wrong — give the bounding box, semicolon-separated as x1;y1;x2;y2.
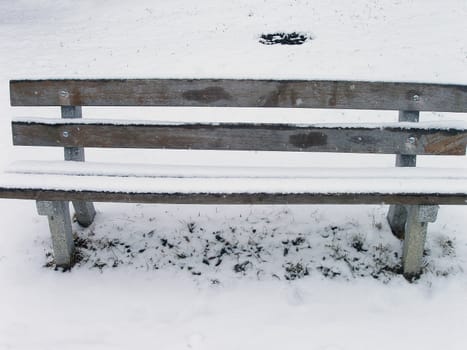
0;188;465;205
9;79;467;112
12;120;467;155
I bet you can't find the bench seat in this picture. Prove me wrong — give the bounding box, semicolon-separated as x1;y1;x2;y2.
1;161;466;205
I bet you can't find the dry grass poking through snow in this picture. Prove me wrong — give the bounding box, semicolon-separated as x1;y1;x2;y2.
43;204;463;284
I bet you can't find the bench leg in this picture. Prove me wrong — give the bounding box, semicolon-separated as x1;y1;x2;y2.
64;146;96;227
36;201;74;268
387;205;407;239
71;201;96;227
402;205;438;280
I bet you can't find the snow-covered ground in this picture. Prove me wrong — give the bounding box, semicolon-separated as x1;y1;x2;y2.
0;1;466;349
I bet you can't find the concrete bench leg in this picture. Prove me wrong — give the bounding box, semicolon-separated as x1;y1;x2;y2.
71;201;96;227
36;201;74;268
402;205;439;280
387;205;407;239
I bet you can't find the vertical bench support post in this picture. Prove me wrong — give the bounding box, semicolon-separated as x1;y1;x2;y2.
403;205;439;279
61;106;96;227
387;110;419;238
36;201;74;268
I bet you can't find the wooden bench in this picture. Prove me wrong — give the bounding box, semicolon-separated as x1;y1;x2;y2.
2;79;467;280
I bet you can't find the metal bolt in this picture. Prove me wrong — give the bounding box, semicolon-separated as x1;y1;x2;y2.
59;90;69;97
407;136;416;144
62;131;69;138
412;94;420;102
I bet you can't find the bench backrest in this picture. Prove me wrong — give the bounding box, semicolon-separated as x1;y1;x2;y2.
9;79;467;157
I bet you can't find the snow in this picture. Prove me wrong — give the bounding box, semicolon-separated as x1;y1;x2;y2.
7;160;467;179
2;162;467;195
1;1;467;349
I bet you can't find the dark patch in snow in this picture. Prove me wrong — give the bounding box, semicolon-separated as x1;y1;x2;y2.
234;261;252;273
259;32;310;45
351;235;367;252
284;262;309;280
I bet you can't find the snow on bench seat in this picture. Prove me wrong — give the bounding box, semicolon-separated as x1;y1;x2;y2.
6;160;467;181
0;161;465;205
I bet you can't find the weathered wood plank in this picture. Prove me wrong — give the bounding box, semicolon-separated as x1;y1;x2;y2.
12;120;467;155
0;188;467;205
0;188;466;205
9;79;467;112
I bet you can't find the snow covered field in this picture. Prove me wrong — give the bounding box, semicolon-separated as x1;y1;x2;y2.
0;1;466;349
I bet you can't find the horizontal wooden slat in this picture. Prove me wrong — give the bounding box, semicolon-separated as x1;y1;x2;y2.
1;188;465;205
10;79;467;112
12;119;467;155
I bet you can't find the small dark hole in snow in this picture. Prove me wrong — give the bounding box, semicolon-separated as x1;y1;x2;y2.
259;32;310;45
